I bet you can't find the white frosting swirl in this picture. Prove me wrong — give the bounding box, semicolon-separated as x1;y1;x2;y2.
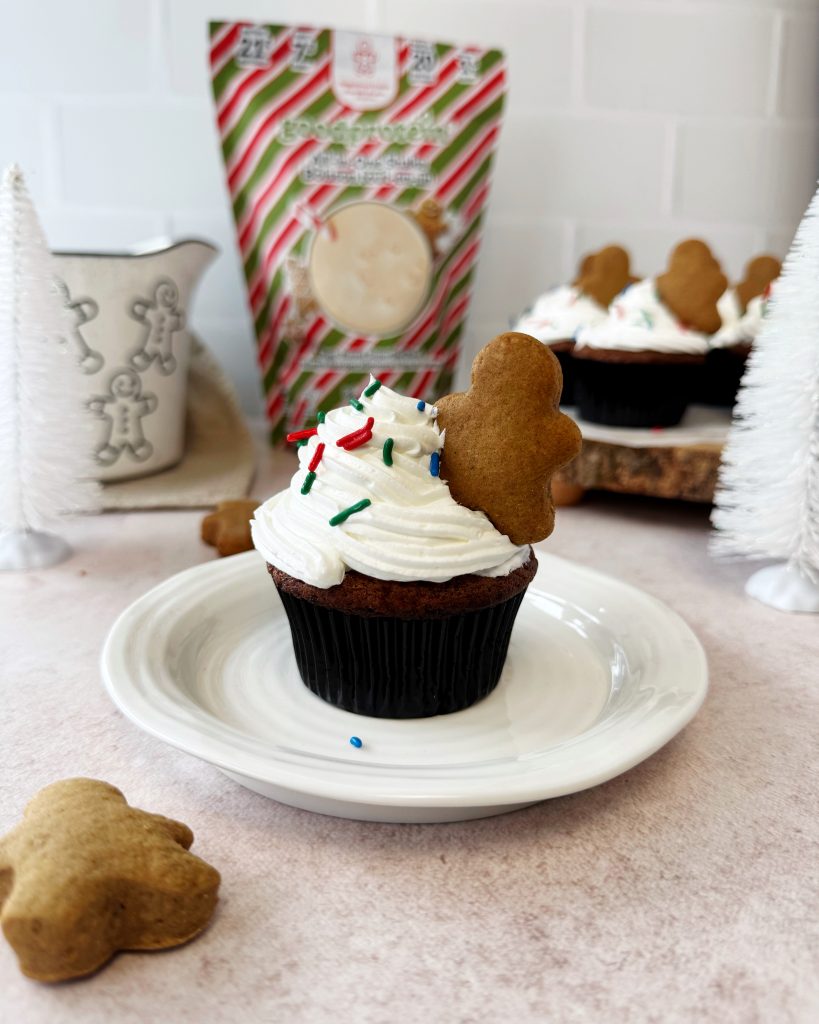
251;379;529;589
513;285;607;343
711;287;771;348
575;279;709;355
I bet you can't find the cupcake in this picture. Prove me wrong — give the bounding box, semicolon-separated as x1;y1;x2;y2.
513;245;637;405
573;240;726;427
702;255;780;407
252;334;581;719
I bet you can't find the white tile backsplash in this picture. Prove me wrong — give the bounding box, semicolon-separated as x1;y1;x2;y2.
675;121;769;223
0;101;48;205
766;123;819;226
493;116;666;219
0;2;155;95
584;7;775;117
379;0;576;113
0;0;815;411
778;13;819;119
58;100;225;209
470;218;567;321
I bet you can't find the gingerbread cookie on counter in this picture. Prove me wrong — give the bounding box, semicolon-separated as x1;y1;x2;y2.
0;778;220;982
202;499;258;557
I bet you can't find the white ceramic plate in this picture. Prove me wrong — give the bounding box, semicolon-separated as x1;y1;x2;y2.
102;552;707;823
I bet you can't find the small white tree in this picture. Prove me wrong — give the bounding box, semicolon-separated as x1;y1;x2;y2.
0;165;98;570
711;184;819;612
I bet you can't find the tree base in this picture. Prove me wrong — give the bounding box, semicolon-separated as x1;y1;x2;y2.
0;530;72;571
745;563;819;613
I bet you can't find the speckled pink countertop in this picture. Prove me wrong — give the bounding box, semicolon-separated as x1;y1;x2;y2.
1;447;817;1024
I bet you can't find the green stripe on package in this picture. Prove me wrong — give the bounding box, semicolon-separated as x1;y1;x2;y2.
209;22;507;442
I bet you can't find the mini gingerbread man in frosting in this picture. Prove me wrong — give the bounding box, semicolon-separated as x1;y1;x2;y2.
656;239;728;334
574;244;639;307
436;332;582;545
735;254;781;313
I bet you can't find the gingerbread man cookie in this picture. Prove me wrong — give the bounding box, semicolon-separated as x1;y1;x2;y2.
0;779;220;982
574;245;639;307
735;254;781;313
412;199;448;256
436;332;582;545
656;239;727;334
201;499;258;556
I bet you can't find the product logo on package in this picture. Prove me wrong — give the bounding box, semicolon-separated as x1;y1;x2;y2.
352;39;377;76
332;31;397;111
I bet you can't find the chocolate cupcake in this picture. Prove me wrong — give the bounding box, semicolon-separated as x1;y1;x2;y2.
252;340;579;719
573;241;726;427
513;245;637;406
703;256;780;407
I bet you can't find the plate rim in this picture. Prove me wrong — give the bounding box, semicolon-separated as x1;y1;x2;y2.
101;552;708;810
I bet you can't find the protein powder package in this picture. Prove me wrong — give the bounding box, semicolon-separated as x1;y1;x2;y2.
209;22;507;442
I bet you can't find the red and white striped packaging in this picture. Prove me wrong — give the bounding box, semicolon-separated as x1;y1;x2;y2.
209;22;507;442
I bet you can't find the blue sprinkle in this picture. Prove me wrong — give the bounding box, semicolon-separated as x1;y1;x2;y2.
430;451;440;477
349;736;363;749
416;399;426;411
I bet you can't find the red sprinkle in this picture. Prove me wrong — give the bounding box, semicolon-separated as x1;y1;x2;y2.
286;427;318;443
337;417;375;451
308;442;325;472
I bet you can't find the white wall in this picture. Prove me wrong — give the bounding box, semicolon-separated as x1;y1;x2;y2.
2;0;817;412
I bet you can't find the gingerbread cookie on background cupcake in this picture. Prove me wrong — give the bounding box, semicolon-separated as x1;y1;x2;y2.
703;255;781;407
512;245;637;405
572;239;727;427
251;333;581;719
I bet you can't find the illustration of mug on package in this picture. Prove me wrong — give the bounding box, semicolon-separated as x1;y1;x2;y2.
210;22;507;442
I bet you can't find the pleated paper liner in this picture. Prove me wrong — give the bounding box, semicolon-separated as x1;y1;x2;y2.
276;588;528;719
573;359;702;428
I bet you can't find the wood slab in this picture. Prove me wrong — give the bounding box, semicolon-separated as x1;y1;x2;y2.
555;438;723;503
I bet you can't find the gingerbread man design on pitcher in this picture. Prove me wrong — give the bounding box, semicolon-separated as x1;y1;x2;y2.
55;279;104;374
130;278;184;375
88;369;158;466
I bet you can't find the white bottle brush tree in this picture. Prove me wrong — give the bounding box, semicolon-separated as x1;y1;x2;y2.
0;164;98;570
711;183;819;612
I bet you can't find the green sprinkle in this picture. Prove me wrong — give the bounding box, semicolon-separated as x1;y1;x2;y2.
349;398;364;412
296;438;309;448
364;379;382;398
329;498;371;527
301;471;316;495
317;411;326;424
382;437;394;466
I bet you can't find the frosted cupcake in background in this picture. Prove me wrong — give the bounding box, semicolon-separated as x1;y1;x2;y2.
252;334;581;719
513;245;637;405
702;255;781;407
573;240;727;427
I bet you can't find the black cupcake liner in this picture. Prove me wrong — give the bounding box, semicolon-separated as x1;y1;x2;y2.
698;348;748;408
553;348;576;406
275;588;528;718
573;358;701;427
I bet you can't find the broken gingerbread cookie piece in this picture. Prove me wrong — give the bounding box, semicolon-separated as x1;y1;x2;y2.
201;499;258;557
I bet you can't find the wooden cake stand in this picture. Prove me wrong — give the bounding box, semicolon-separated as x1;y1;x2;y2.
553;407;731;505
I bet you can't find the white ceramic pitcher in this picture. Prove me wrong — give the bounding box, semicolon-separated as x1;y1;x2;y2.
52;239;217;482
